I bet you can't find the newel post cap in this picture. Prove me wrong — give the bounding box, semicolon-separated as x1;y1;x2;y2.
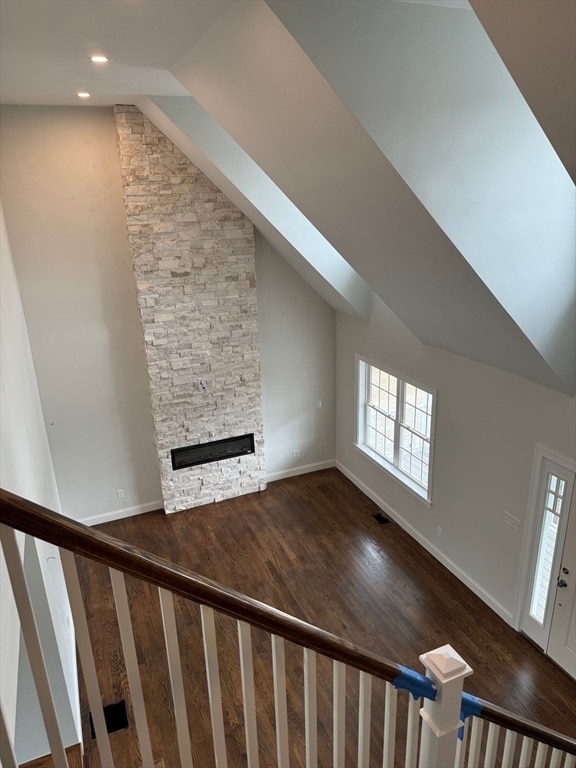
419;644;473;684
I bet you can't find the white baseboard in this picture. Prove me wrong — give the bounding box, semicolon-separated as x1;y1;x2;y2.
267;460;335;483
336;462;513;626
82;500;163;527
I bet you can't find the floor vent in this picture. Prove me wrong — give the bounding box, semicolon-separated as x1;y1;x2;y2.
372;512;390;525
90;699;129;738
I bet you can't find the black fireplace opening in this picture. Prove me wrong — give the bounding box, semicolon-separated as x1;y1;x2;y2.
171;433;255;470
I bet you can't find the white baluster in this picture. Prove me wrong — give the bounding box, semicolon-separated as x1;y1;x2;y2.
303;648;317;768
564;752;576;768
455;721;468;768
382;682;397;768
483;722;499;767
271;634;289;768
518;736;533;768
60;549;114;768
159;588;193;768
333;660;346;768
0;699;18;768
0;526;68;767
405;696;421;768
237;621;259;768
419;645;473;768
535;742;549;768
467;718;483;768
549;748;562;768
358;671;372;768
502;730;517;767
200;605;228;768
109;568;154;768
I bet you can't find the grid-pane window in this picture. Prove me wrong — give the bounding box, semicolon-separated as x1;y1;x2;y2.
358;358;436;500
400;381;433;487
366;367;397;462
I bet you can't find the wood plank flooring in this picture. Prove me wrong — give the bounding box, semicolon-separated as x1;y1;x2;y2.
20;744;83;768
76;469;576;767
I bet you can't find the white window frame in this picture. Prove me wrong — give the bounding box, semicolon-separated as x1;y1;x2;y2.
355;355;436;506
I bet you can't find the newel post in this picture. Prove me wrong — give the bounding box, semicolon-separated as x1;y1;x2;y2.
418;644;473;768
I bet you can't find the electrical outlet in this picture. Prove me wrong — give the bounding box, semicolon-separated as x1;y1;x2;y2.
317;400;322;408
436;526;443;538
293;449;301;458
503;511;520;531
116;489;125;500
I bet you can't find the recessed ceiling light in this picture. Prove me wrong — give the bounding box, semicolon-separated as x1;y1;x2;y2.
77;92;91;99
90;55;109;63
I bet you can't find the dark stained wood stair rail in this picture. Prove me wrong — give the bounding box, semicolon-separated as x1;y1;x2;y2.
1;487;575;759
0;488;403;684
473;699;576;756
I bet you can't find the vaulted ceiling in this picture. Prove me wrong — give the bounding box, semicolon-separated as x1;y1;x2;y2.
1;0;574;393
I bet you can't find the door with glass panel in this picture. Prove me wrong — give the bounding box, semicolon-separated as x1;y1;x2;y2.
521;457;575;675
547;489;576;677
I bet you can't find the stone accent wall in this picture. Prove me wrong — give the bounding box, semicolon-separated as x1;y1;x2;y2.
113;106;265;513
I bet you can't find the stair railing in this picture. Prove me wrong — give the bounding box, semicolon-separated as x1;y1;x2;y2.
1;488;575;768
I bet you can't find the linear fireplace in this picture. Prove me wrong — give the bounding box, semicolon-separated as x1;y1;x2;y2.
171;434;255;471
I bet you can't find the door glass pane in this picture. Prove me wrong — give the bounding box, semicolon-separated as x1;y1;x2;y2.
529;473;565;624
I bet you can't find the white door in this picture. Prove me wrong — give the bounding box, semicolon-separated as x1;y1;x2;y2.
520;454;575;658
547;490;576;677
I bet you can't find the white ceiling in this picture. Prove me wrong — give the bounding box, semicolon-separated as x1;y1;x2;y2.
471;0;575;184
1;0;572;182
0;1;234;105
1;0;571;176
0;0;574;392
1;0;574;172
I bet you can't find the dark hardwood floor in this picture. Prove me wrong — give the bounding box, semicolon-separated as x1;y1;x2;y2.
76;469;576;767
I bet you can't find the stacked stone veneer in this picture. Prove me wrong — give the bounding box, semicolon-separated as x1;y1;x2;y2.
114;106;265;513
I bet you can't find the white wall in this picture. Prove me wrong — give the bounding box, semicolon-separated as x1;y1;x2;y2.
0;106;162;523
0;106;337;520
255;230;335;479
0;202;27;743
0;201;80;758
336;296;576;620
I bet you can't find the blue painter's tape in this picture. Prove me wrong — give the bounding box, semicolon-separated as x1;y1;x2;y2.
393;666;437;701
458;693;483;739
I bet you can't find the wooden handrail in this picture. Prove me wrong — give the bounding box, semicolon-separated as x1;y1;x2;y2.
0;489;401;683
2;488;575;757
476;697;576;756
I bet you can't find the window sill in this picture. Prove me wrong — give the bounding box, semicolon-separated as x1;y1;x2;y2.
354;443;433;508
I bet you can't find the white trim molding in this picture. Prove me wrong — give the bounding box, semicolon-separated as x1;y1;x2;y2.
82;500;164;527
266;460;335;484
